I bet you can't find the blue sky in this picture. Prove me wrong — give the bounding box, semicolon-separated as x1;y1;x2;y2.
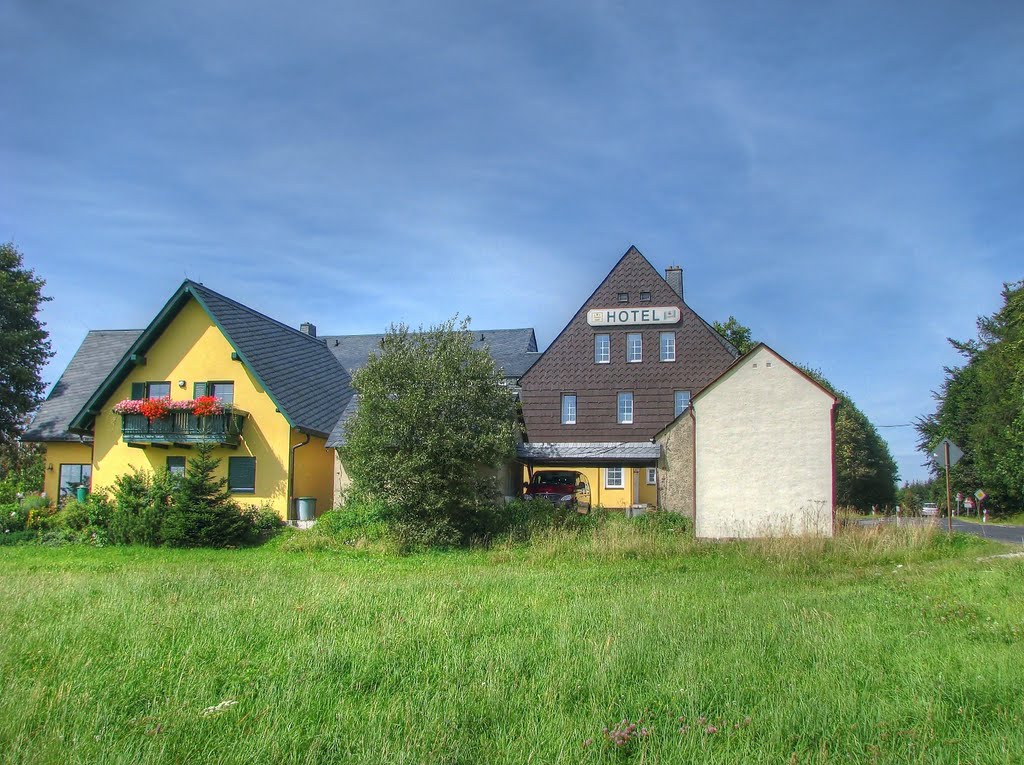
3;1;1021;482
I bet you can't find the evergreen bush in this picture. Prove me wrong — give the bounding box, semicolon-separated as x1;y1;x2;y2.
109;468;172;546
160;444;249;548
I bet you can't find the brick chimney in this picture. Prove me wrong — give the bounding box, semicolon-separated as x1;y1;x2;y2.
665;266;683;299
299;322;317;337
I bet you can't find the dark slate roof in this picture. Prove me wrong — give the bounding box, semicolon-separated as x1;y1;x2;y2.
24;330;142;442
321;328;539;379
69;281;353;439
516;441;661;463
322;328;539;448
326;393;361;448
189;283;352;437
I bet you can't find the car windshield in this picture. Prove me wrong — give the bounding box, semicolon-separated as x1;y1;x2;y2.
532;472;577;487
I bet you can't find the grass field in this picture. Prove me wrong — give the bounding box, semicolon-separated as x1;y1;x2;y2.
1;522;1022;764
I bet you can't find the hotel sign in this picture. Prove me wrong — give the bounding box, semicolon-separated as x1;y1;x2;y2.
587;306;680;326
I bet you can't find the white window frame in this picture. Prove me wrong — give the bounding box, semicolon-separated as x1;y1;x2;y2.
660;332;676;362
617;392;633;424
210;381;235;404
646;467;657;485
627;333;642;363
561;393;577;425
605;466;624;489
594;334;610;364
674;390;691;417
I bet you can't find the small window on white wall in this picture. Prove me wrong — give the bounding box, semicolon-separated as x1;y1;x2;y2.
605;466;624;488
646;467;656;485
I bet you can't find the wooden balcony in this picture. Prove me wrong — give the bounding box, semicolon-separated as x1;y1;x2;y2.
120;409;248;448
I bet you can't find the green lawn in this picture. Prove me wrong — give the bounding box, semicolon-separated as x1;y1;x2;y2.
1;524;1022;764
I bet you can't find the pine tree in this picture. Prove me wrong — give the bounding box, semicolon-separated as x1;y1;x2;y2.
161;443;248;547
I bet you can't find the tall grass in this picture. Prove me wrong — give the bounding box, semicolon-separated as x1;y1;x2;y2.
0;523;1020;764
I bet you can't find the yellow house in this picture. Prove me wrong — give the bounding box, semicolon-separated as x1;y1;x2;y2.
26;281;346;519
25;281;540;520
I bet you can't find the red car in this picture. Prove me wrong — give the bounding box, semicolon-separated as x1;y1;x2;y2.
522;470;592;512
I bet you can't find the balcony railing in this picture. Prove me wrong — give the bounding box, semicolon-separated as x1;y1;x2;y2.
120;409;248;447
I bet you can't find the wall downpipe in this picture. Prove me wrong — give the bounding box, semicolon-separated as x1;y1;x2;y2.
288;431;311;520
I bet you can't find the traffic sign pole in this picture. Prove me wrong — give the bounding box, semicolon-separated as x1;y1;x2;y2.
944;441;953;534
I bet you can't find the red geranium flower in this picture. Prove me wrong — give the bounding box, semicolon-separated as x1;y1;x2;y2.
139;397;170;421
192;396;223;417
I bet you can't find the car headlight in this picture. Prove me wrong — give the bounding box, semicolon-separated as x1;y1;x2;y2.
558;494;573;503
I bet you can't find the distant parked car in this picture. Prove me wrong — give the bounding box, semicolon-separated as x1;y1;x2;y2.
522;470;591;512
922;502;939;517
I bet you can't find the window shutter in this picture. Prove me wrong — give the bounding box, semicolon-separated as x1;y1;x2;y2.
228;457;256;492
131;382;146;400
193;382;208;398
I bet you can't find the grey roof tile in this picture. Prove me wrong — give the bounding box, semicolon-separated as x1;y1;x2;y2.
189;283;352;437
24;330;141;442
517;441;661;462
321;328;539;379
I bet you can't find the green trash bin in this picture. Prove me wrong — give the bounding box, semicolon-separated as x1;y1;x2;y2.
296;497;316;522
76;485;88;503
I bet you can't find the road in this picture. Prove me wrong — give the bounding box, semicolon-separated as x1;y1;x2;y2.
858;516;1024;545
948;518;1024;545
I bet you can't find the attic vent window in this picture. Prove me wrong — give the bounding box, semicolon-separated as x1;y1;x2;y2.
639;291;651;302
766;361;773;367
617;292;629;303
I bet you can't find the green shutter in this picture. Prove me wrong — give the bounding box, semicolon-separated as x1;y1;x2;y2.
131;382;146;400
228;457;256;493
193;382;208;398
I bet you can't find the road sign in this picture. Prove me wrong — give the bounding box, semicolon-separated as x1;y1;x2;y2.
956;492;963;501
975;489;987;501
931;438;963;467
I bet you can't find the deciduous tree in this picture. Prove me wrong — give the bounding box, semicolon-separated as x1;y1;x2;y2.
0;243;53;445
712;316;754;354
341;318;518;546
917;280;1024;513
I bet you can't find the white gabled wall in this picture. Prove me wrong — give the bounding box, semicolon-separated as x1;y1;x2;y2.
694;346;835;538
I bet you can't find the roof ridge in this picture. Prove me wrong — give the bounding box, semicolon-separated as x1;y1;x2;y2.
322;326;534;339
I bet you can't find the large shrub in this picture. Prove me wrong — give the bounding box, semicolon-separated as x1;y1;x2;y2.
341;318;518;547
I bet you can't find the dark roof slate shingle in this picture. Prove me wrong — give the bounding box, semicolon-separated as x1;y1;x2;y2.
321;328;539;378
516;442;661;463
187;283;353;437
24;330;142;442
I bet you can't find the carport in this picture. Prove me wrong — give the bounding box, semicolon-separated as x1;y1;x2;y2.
516;441;661;509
